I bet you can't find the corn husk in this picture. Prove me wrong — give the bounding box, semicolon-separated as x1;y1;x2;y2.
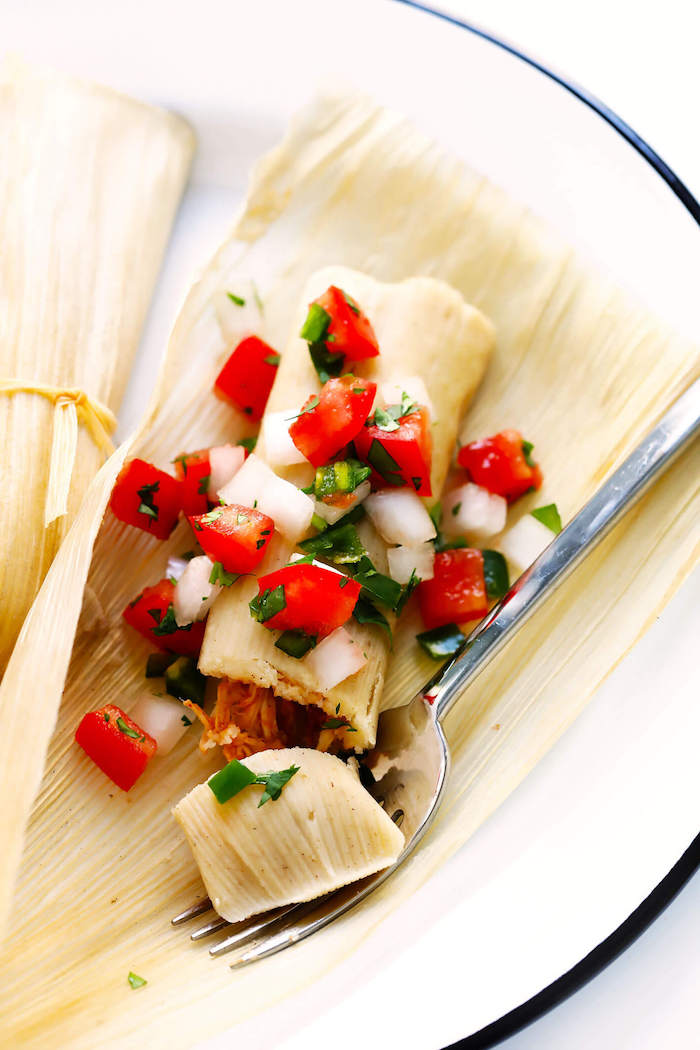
0;93;697;1049
200;266;494;748
0;57;195;673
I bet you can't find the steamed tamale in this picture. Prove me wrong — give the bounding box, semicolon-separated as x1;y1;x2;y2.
0;58;194;672
199;267;494;748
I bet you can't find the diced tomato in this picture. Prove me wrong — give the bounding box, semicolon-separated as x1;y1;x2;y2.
354;406;433;496
109;458;182;540
289;376;376;468
417;549;487;630
313;285;379;361
457;430;542;503
214;335;280;422
75;704;156;791
189;504;274;573
173;449;211;516
123;578;205;656
252;563;361;639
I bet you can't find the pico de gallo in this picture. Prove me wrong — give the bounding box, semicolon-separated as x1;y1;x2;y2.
80;281;561;792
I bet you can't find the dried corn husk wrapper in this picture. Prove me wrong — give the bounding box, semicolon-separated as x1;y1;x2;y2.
0;57;195;673
0;93;698;1049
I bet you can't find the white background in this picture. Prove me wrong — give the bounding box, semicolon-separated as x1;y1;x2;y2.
2;2;697;1047
439;4;700;1047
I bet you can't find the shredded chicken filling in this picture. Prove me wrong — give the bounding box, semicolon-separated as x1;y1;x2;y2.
185;679;342;761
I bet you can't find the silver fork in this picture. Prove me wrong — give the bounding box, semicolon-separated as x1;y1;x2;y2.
172;378;700;968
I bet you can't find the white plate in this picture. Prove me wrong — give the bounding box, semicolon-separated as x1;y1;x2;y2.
4;2;699;1046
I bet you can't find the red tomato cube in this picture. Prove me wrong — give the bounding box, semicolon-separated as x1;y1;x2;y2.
75;704;156;791
417;549;487;630
109;458;182;540
214;335;280;422
289;376;376;468
173;449;211;516
354;406;433;496
457;429;542;503
189;504;274;574
313;285;379;361
251;563;361;639
123;578;205;656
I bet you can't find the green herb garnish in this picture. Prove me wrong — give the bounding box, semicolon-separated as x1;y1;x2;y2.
249;583;286;624
227;291;246;307
321;715;357;732
300;522;366;565
116;717;145;742
371;406;400;432
286;395;320;422
237;436;257;454
352;596;392;641
198;474;211;495
152;604;193;637
521;440;536;468
172;454;189;476
209;561;238;587
395;568;420;616
341;290;360;315
275;629;317;659
128;972;147;990
136;481;159;521
416;623;466;659
208;758;300;806
366;439;404;487
482;549;510;600
308;341;345;385
263;353;281;367
531;503;562;534
352;556;402;609
199;507;224;526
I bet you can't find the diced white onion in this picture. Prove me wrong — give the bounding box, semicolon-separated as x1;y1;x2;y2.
166;556;189;582
173;555;222;626
379;376;435;418
313;480;371;526
261;410;308;468
129;694;191;756
500;514;556;575
304;627;368;691
442;483;507;541
364;489;437;546
212;281;263;345
208;444;245;500
387;542;435;584
218;454;314;543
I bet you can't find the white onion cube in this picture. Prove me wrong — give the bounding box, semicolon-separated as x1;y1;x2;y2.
364;489;437;546
442;483;507;541
500;515;555;575
261;410;308;467
130;694;191;756
208;444;245;499
173;555;222;626
218;453;314;543
304;627;368;691
379;375;434;418
387;542;435;584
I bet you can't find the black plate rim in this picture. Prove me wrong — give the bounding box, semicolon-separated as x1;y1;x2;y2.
391;2;700;1046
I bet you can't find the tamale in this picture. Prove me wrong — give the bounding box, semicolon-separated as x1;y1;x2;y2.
0;58;194;672
0;93;697;1049
199;266;494;748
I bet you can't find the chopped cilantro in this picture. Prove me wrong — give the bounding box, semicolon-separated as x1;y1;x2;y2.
152;604;192;637
371;407;400;433
197;474;211;495
521;440;536;467
366;439;404;486
308;340;345;384
209;561;239;587
237;436;257;454
116;717;145;742
275;629;317;659
341;290;360;315
263;353;281;367
286;395;320;422
227;292;246;306
128;972;147;990
531;503;562;534
352;596;392;642
321;716;357;732
249;583;286;624
136;481;159;521
208;758;300;806
395;568;420;615
300;521;366;565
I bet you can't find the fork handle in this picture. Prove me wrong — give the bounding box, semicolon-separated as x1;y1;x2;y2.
431;376;700;722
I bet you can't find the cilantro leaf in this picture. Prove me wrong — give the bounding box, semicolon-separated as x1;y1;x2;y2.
136;481;159;521
209;561;239;587
227;291;246;306
249;584;286;624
